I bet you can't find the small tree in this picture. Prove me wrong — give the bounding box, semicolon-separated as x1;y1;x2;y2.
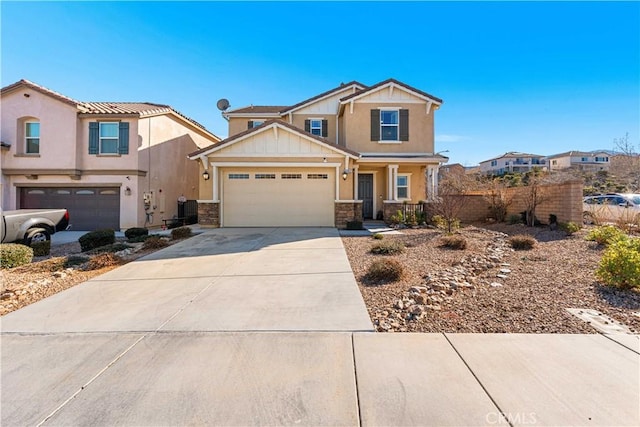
521;170;551;227
430;174;471;233
611;132;640;192
484;179;513;222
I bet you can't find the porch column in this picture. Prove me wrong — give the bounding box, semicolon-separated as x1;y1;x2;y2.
212;165;219;201
433;164;439;197
426;165;438;200
392;165;399;200
353;167;359;200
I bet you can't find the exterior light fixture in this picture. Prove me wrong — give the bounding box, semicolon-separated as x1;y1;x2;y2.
202;170;210;180
125;186;132;196
342;169;351;180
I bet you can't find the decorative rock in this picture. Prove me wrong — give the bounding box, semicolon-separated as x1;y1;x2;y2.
395;299;404;309
409;305;424;315
426;304;441;311
496;274;508;279
52;271;67;279
409;286;429;294
499;268;511;274
490;282;503;287
414;294;429;304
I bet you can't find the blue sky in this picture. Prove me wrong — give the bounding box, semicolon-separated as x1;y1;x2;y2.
2;1;638;166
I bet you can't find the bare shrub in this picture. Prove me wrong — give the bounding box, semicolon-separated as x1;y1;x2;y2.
86;253;124;270
509;234;537;250
365;259;404;283
142;236;170;250
370;240;405;255
440;235;468;250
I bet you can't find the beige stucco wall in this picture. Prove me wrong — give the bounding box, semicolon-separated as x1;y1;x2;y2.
341;102;435;154
290;114;338;145
227;117;277;137
1;89;79;171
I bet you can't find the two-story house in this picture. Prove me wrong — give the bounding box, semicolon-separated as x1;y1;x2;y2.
546;150;611;172
479;152;547;175
188;78;447;227
0;79;220;230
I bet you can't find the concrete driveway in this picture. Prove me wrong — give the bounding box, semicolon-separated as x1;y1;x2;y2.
2;228;638;426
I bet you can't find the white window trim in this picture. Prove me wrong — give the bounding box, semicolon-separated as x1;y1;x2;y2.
25;121;40;154
397;173;411;200
309;118;323;136
379;108;400;143
251;120;264;128
99;122;120;155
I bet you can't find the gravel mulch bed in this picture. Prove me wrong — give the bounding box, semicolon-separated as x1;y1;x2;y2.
1;237;182;316
343;224;640;333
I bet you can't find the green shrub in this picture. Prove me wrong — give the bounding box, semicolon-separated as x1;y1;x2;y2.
0;243;34;269
509;234;537;250
86;243;133;255
431;214;460;232
585;225;626;246
346;220;363;230
171;226;192;240
389;210;404;225
124;227;149;240
31;240;51;257
440;235;468;250
142;236;169;250
508;214;522;225
86;253;124;270
596;237;640;289
126;235;151;243
370;240;405;255
372;233;384;240
559;222;581;236
79;229;116;252
365;259;403;283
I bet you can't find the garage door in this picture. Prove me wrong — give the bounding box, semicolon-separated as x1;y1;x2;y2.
223;170;334;227
20;187;120;231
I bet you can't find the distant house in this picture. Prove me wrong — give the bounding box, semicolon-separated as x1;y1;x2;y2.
479;152;547;175
546;150;611;172
0;79;220;230
438;163;465;181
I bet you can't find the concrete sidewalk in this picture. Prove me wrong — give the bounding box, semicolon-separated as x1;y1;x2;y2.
2;228;639;426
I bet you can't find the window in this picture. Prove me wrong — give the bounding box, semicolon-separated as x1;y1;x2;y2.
552;160;557;165
255;173;276;179
25;121;40;154
248;120;264;129
281;173;302;179
99;122;119;154
305;119;328;137
310;119;322;136
380;110;399;141
581;157;588;162
397;175;409;199
490;160;498;167
229;173;250;180
307;174;328;179
89;122;129;155
595;156;608;162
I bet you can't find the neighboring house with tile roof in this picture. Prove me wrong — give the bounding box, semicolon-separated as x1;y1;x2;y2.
545;150;611;172
0;79;220;230
479;152;547;175
190;78;448;227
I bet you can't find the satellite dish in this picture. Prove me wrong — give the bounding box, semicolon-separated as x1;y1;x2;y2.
216;98;230;111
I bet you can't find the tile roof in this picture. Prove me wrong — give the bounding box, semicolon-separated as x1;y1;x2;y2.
224;105;288;114
279;81;366;114
481;151;545;163
340;78;443;104
1;80;215;136
189;119;360;158
546;150;611;159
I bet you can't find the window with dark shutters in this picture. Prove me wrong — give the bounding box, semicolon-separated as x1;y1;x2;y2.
247;121;254;129
370;109;380;141
321;119;328;137
399;109;409;141
304;119;311;133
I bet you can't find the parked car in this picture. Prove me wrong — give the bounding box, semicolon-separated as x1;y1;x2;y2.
1;209;70;245
583;193;640;225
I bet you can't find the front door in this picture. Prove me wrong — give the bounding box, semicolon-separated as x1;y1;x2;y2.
358;174;374;219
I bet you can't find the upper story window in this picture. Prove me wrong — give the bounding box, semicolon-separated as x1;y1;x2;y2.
25;121;40;154
247;120;264;129
380;110;398;141
490;160;498;167
99;123;119;154
88;121;129;155
305;119;328;137
595;156;608;162
581;157;588;162
370;109;408;142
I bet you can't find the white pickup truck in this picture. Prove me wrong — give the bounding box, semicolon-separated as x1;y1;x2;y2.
1;209;70;245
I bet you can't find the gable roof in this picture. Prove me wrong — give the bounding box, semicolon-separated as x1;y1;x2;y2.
481;151;545;164
279;81;366;114
188;119;359;159
339;78;443;104
1;79;87;110
1;79;218;138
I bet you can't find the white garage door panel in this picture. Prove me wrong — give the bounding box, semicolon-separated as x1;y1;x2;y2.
223;170;334;227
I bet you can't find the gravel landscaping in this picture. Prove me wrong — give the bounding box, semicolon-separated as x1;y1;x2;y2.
0;237;181;316
343;224;640;333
